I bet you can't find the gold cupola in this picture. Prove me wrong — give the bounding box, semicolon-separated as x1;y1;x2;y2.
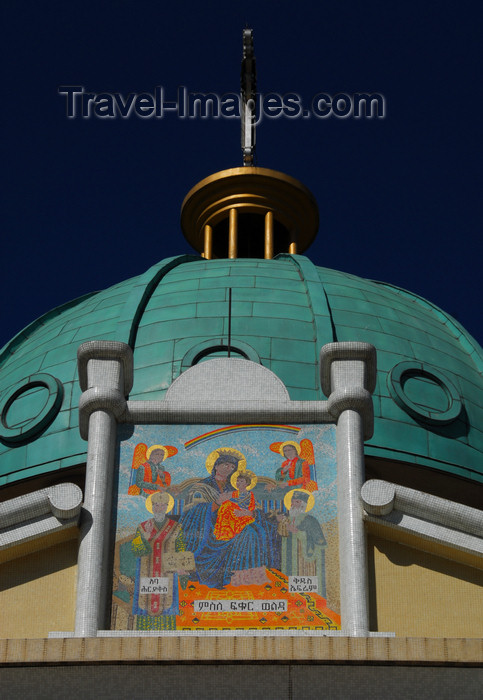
180;166;319;260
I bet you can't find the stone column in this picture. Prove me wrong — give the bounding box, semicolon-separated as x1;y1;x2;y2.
320;342;376;636
75;341;133;637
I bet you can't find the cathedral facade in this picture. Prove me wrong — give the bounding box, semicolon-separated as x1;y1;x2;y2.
0;164;482;697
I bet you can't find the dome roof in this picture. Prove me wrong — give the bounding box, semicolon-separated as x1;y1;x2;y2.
0;254;481;488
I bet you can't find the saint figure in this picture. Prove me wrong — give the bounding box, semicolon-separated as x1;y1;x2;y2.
114;490;195;630
277;489;327;597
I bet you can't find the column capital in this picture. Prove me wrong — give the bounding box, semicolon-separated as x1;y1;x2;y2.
77;341;133;440
319;342;377;396
320;342;377;441
77;341;133;394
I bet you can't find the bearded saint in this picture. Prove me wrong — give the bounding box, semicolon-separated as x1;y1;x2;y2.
278;490;327;597
114;491;194;630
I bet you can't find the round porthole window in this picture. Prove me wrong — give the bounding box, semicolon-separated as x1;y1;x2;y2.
388;361;462;425
181;340;260;371
0;373;64;444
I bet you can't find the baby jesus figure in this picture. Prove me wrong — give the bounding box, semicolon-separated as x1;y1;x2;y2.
213;470;256;541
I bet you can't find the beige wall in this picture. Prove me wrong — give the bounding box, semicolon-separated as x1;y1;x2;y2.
1;523;482;640
368;532;483;638
0;531;78;638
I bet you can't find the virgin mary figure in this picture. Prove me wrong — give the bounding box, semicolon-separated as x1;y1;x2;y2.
180;448;280;588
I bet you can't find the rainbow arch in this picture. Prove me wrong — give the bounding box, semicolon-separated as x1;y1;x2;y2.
184;424;300;450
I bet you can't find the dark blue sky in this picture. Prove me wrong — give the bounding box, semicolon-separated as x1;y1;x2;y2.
2;0;482;349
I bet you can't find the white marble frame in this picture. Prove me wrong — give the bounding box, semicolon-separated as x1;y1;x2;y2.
75;340;377;638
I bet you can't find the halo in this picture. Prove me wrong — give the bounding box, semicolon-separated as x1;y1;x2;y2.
279;440;301;456
284;488;315;513
230;469;257;491
205;447;247;474
146;444;168;461
145;491;174;514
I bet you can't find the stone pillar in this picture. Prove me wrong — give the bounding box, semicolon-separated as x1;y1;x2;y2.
320;342;376;636
75;341;133;637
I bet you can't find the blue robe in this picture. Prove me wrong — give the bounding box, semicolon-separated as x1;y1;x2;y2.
180;474;280;588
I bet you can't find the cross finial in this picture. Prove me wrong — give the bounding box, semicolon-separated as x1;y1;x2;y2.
241;28;256;166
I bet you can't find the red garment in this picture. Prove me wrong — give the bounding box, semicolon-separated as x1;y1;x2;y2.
141;462;171;494
280;457;311;488
213;491;256;541
138;516;178;614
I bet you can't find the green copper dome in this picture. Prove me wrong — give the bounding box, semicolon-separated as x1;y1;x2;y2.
0;254;481;487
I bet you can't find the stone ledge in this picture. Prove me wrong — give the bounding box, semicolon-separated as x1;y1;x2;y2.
0;636;482;665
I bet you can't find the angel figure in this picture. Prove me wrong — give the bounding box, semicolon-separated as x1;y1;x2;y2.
128;443;178;496
269;439;318;492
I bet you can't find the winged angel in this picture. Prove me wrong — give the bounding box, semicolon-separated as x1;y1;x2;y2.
127;443;178;496
269;439;318;492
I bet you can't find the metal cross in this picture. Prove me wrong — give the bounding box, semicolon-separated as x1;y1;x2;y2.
241;28;256;166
